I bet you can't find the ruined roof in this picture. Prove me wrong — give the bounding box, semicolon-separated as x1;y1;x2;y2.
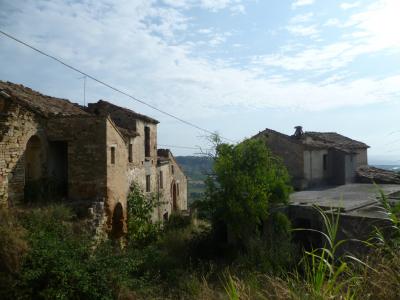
87;100;159;125
303;132;369;151
157;148;170;158
256;127;369;152
116;126;140;138
0;81;88;117
157;149;171;164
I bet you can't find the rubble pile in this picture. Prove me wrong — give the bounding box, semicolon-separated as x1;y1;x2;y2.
356;165;400;184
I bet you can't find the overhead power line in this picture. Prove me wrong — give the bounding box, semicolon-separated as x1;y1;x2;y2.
158;144;212;151
0;29;236;143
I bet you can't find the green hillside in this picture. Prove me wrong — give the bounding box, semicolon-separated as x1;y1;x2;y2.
175;156;213;204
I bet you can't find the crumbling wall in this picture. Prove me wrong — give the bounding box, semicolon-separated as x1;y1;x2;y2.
127;120;159;220
0;98;45;206
47;116;108;201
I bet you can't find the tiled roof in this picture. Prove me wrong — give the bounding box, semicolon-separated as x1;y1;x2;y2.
87;100;159;124
303;132;369;150
256;128;369;152
0;81;88;117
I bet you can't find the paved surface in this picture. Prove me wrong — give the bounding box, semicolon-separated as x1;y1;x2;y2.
290;184;400;218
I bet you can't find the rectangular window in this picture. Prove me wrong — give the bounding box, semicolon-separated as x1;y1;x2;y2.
177;183;179;196
144;126;150;157
111;147;116;164
171;165;174;174
128;143;133;163
159;171;163;189
323;154;327;171
146;175;151;192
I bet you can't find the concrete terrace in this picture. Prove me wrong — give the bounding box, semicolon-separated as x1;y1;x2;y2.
290;184;400;219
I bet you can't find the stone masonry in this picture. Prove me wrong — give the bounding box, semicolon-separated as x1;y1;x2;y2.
0;81;188;237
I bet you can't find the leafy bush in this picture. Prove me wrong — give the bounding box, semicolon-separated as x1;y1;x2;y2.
0;205;134;300
164;212;192;231
126;182;161;247
204;138;292;248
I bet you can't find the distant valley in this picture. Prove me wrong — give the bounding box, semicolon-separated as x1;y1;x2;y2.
175;156;213;204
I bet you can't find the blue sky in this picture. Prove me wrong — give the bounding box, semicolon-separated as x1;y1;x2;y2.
0;0;399;163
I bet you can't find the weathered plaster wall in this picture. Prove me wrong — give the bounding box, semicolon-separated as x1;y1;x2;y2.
303;149;329;187
0;98;45;206
354;149;368;167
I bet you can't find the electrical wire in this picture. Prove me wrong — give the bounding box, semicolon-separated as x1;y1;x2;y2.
0;29;236;143
158;144;212;151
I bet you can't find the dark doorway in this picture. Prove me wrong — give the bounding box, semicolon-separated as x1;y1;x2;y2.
163;212;169;222
111;203;124;239
171;182;177;211
48;141;68;199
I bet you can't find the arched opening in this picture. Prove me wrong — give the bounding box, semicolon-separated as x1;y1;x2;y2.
24;135;43;201
111;203;124;239
171;182;177;211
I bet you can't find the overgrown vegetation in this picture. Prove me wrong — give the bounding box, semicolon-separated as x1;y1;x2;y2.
1;139;400;299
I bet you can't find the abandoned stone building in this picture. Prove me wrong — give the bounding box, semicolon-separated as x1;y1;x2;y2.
0;81;188;236
253;126;369;190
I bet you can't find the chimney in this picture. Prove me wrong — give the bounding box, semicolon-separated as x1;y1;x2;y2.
294;126;304;138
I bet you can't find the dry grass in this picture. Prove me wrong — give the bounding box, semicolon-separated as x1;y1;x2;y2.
0;208;28;273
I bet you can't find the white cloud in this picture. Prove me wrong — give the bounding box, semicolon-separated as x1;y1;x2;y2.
230;4;246;15
292;0;315;9
340;2;361;10
324;18;341;27
162;0;243;12
290;12;314;23
286;24;319;37
0;0;399;124
259;0;400;73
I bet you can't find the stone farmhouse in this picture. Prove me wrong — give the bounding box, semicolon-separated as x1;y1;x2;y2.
0;81;187;237
253;126;369;190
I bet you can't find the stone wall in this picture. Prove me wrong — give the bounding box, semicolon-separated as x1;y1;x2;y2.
157;151;188;218
354;148;368;166
157;163;171;220
255;131;305;190
126;119;159;220
169;155;188;211
47;116;108;202
105;118;129;234
0;98;45;207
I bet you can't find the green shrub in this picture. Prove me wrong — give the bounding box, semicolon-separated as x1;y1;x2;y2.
126;182;161;247
8;205;133;300
204;138;292;248
164;212;192;231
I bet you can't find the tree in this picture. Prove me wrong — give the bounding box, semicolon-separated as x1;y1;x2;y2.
205;137;292;247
